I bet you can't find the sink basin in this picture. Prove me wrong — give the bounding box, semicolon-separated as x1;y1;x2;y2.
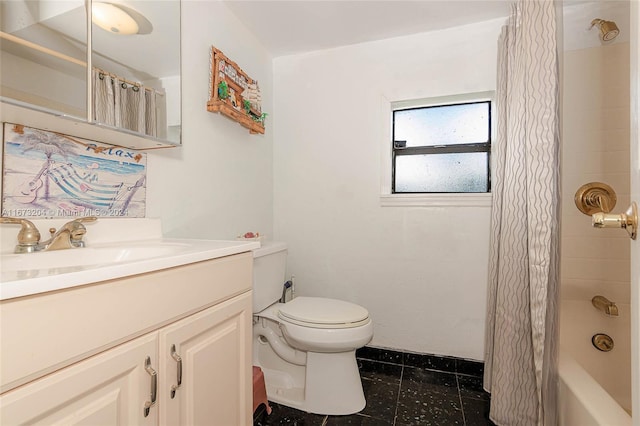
0;236;261;300
2;242;190;271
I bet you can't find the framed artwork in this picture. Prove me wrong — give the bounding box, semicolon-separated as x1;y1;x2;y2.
207;46;266;134
1;123;146;218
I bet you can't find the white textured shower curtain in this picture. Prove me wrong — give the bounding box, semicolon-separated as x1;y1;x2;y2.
93;69;163;137
483;1;560;425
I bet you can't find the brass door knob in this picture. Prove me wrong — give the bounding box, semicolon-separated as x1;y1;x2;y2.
592;202;638;240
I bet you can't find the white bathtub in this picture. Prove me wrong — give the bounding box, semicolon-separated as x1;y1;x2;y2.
558;300;632;425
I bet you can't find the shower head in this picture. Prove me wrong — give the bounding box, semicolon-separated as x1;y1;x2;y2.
590;18;620;42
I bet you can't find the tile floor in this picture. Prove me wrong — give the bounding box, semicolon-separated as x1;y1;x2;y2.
254;346;495;426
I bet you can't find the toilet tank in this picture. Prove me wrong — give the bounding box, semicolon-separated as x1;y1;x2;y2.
252;241;288;313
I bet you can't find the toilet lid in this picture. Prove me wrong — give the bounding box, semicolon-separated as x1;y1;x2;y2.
278;297;370;329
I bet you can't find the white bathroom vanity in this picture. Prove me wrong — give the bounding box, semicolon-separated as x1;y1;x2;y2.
0;219;259;425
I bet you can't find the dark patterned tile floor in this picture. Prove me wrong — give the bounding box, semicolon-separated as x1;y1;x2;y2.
254;347;496;426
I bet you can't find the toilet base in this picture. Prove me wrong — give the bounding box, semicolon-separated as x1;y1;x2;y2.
305;350;366;415
259;350;365;415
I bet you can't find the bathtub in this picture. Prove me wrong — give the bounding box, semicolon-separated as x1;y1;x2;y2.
558;299;632;425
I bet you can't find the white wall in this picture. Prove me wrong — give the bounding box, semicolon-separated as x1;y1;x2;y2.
560;41;631;304
559;0;632;411
146;1;274;240
273;19;503;360
560;1;631;303
560;25;631;413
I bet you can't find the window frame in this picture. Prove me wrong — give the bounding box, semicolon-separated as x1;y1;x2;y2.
391;99;492;194
379;92;494;207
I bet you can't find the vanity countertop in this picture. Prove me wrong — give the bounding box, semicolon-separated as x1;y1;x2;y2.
0;219;260;301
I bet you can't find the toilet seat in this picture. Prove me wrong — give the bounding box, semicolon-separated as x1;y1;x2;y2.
278;297;370;329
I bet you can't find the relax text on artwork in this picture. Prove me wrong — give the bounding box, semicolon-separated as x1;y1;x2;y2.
85;144;144;163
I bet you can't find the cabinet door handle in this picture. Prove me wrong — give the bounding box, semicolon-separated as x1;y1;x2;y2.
143;356;158;417
170;344;183;399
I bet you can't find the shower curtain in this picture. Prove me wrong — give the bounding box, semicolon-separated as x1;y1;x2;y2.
483;1;560;425
93;69;163;137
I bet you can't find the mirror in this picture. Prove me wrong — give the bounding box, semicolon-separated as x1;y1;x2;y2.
90;0;181;143
0;0;181;147
0;1;88;120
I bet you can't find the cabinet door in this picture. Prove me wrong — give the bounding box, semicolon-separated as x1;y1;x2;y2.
0;333;159;425
159;292;252;426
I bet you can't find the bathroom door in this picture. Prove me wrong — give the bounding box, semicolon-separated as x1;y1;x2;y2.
631;2;639;423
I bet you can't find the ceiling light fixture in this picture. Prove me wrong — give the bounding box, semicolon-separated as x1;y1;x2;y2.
92;2;139;35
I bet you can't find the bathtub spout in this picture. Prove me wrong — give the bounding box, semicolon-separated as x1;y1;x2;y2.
591;295;619;316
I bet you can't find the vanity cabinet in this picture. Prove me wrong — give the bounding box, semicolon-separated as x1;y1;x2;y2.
0;332;160;425
159;294;251;426
0;252;253;425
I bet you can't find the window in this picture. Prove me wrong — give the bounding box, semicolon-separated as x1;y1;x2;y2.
392;99;491;194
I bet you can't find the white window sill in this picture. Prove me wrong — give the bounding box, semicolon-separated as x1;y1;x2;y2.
380;193;492;207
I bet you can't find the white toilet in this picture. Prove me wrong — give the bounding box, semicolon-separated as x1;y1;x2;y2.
252;241;373;415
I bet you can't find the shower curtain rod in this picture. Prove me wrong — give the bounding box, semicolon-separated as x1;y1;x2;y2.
94;67;165;96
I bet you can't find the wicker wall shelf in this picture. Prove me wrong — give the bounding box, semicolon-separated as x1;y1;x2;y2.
207;47;265;135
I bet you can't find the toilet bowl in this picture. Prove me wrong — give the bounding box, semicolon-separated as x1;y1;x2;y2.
252;242;373;415
276;297;372;351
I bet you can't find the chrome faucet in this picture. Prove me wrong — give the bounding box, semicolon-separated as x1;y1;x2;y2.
0;216;97;253
592;295;619;317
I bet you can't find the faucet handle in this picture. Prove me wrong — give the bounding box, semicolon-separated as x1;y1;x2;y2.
0;217;41;246
69;216;97;234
